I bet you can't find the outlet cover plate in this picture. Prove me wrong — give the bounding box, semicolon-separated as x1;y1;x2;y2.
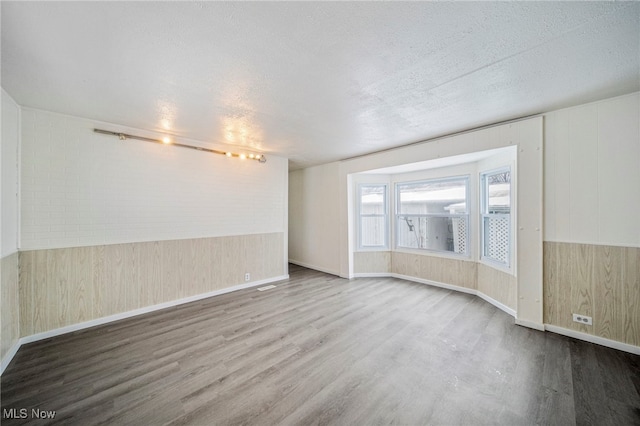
572;313;593;325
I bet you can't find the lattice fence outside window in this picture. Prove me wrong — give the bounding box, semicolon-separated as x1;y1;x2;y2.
483;216;509;264
452;217;467;254
481;167;511;267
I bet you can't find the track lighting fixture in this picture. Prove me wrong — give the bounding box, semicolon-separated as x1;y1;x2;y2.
94;129;267;163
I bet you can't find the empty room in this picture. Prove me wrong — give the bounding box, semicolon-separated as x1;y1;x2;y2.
1;2;639;425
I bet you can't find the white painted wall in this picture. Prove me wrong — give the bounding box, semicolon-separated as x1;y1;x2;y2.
20;108;288;250
288;162;341;275
2;90;20;256
544;92;640;247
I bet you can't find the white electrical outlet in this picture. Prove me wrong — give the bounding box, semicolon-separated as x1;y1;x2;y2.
245;273;250;281
572;313;592;325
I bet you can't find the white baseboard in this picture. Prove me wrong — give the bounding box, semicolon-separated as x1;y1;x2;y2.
1;340;22;376
477;291;517;317
330;266;640;355
354;272;518;318
288;259;340;277
395;274;518;318
391;273;477;296
544;324;640;355
0;275;289;376
5;268;639;374
352;272;391;278
515;318;545;331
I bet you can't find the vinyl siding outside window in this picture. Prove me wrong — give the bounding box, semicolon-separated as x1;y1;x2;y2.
395;176;469;255
358;184;388;249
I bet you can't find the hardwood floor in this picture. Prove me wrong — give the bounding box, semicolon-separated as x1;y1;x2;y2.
2;264;639;425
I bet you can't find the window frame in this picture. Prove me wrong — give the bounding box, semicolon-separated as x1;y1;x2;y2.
480;166;512;269
357;183;389;250
394;175;470;257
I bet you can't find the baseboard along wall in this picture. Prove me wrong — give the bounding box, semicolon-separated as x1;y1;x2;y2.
353;271;640;355
1;274;289;375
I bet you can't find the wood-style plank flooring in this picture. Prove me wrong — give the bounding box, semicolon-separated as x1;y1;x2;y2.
2;264;639;425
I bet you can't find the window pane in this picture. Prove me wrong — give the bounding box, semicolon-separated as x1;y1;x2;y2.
487;171;510;214
361;216;386;247
398;178;467;215
483;216;509;264
360;186;385;215
397;215;467;254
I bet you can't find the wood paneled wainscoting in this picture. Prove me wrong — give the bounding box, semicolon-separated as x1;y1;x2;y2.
354;243;639;353
391;252;477;290
19;233;286;338
544;242;640;347
353;251;390;274
477;264;517;312
1;252;20;368
355;251;516;313
3;265;639;425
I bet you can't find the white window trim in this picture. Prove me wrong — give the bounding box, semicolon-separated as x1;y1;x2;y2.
357;183;389;251
480;166;512;270
394;175;470;258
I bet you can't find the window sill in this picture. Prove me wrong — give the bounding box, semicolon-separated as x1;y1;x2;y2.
356;247;390;252
479;258;515;276
393;247;472;261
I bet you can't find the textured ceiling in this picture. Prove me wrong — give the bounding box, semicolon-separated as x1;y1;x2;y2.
2;2;639;169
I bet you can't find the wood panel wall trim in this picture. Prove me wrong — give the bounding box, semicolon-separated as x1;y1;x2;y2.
477;263;517;310
353;251;391;274
0;340;20;376
1;252;20;375
20;274;289;346
352;271;516;318
19;233;286;337
356;251;518;308
356;251;517;313
544;241;640;347
391;252;478;290
1;274;288;376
